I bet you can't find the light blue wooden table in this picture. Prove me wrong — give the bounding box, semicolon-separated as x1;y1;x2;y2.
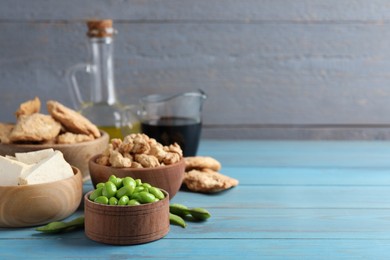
2;140;390;259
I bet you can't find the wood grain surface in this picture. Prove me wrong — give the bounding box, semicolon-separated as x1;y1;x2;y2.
2;1;390;139
1;140;390;258
0;131;109;179
0;167;82;228
84;190;169;245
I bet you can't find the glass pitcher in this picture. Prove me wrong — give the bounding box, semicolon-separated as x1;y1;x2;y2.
139;89;207;156
66;19;139;139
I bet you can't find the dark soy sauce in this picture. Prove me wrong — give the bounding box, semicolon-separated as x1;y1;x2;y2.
141;117;201;157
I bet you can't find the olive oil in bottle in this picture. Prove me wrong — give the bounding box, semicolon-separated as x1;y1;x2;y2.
67;20;139;139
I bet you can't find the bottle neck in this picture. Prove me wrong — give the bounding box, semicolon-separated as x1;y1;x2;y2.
88;37;116;105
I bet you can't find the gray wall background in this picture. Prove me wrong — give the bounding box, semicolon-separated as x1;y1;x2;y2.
2;0;390;139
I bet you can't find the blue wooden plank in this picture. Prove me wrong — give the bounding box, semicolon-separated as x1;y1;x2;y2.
198;140;390;168
2;141;390;259
4;207;390;242
173;186;390;209
222;167;390;186
1;237;390;259
83;182;390;211
166;208;390;240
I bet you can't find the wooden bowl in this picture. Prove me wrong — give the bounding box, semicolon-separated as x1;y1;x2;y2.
84;190;170;245
0;166;83;228
89;155;185;199
0;131;109;180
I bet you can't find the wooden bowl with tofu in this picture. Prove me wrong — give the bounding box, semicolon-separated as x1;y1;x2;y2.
0;130;109;181
0;150;83;227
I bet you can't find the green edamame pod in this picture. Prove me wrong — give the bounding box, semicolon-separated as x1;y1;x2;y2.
189;208;211;220
94;196;109;205
169;203;190;217
149;187;165;200
169;213;186;228
35;216;85;234
89;187;103;201
37;221;67;232
102;181;117;198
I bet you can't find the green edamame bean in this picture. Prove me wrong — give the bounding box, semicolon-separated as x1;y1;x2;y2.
127;199;141;206
96;182;105;189
149;187;165;200
116;177;123;187
135;178;142;186
118;195;130;205
94;196;109;205
189;208;211;220
131;191;154;203
109;175;123;188
116;186;127;198
122;177;136;189
116;185;135;199
90;175;165;207
89;187;103;201
169;203;190;217
169;213;186;228
131;192;142;201
137;191;156;204
142;183;152;189
102;181;117;198
109;197;118;205
133;186;145;193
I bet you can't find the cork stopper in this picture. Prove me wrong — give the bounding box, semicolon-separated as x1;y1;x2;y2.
86;20;115;38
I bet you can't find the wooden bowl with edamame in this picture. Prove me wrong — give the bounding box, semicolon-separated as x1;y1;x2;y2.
84;177;170;245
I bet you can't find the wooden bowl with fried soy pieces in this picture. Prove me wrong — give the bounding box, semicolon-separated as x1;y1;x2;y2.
89;155;185;199
0;131;109;180
84;190;170;245
0;166;83;228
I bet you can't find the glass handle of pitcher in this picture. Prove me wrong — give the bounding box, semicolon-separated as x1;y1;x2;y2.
120;104;141;135
66;63;94;110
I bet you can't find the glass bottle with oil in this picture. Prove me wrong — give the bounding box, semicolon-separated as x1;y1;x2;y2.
67;19;139;139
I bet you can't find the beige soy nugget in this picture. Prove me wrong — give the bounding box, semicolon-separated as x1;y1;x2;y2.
95;133;183;168
15;96;41;118
0;123;13;144
9;114;62;143
47;100;101;138
183;168;239;193
57;132;94;144
185;156;222;171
